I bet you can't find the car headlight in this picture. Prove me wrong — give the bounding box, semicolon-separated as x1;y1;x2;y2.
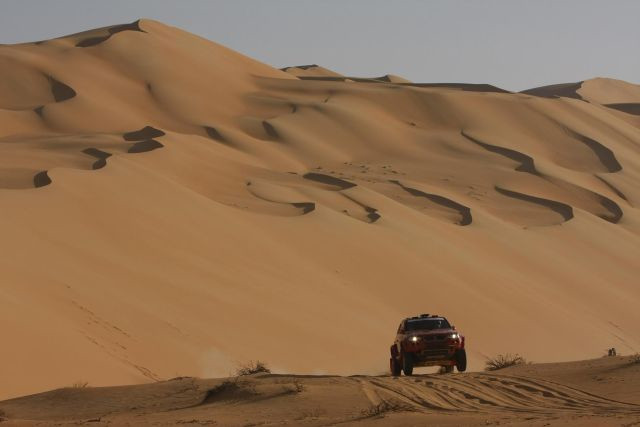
449;333;459;339
410;336;420;343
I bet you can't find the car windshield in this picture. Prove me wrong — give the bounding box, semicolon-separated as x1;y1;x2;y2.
405;318;450;331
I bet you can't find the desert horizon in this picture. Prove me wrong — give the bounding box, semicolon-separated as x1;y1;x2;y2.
0;11;639;426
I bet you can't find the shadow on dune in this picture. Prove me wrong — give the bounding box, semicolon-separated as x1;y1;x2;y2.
23;127;166;189
294;75;510;93
76;20;145;48
291;202;316;214
461;131;624;222
364;207;381;222
604;103;640;116
281;64;320;72
48;76;76;102
33;171;51;188
199;381;254;405
124;126;165;153
31;77;76;117
597;195;624;223
564;128;622;173
461;131;539;175
495;186;574;222
373;75;394;82
408;83;510;94
199;382;302;407
303;173;356;190
390;180;472;226
246;182;315;215
262;121;279;140
595;175;628;202
82;148;112;170
76;36;111;48
546;177;624;224
204;126;229;144
341;194;380;223
520;82;584;100
128;140;163;154
123;126;165;141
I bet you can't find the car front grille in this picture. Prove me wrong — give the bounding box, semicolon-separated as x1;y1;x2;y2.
420;348;450;359
423;334;448;341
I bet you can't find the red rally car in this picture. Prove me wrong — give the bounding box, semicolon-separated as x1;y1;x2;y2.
390;314;466;376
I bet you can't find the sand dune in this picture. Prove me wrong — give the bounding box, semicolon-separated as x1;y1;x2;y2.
282;65;413;85
495;186;574;223
521;78;640;104
1;356;639;425
605;103;640;116
521;81;584;99
578;78;640;104
461;130;539;175
389;180;472;226
74;21;144;48
565;128;622;173
0;19;639;401
282;64;344;78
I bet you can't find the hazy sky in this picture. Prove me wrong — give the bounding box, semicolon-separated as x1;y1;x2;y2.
1;0;638;91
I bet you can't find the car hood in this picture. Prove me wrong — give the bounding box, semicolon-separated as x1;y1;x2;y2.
407;328;456;336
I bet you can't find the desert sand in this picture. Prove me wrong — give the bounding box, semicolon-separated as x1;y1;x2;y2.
1;356;639;425
0;19;639;406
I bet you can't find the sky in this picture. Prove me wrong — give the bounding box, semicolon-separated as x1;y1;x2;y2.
1;0;638;91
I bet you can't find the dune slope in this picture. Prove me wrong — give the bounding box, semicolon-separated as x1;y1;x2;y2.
1;356;639;426
0;20;639;399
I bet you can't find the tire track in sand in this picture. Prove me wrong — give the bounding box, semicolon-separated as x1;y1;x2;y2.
357;373;640;416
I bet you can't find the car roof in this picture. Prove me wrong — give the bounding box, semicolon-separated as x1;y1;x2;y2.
406;315;447;321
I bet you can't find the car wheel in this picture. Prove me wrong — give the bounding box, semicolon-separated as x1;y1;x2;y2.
402;353;414;376
443;365;454;374
390;357;401;376
455;349;467;372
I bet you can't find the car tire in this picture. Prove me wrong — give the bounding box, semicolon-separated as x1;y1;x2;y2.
443;365;454;374
402;353;414;376
390;357;401;376
455;349;467;372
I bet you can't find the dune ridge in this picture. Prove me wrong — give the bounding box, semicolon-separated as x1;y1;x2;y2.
461;130;539;175
495;186;575;222
75;21;144;48
389;180;472;226
520;81;584;99
605;103;640;115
